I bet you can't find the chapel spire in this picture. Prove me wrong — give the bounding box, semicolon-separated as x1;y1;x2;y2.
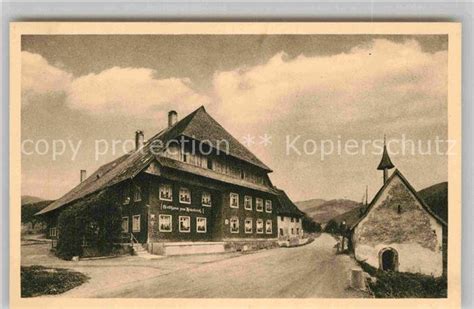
377;135;395;184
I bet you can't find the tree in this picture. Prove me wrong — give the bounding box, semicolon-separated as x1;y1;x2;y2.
56;189;122;260
21;201;52;230
324;219;340;234
302;215;322;233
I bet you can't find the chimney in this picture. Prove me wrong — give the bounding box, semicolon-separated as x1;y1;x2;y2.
135;130;144;150
168;110;178;127
80;170;87;183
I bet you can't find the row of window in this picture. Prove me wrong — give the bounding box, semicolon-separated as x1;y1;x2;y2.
122;215;142;233
230;193;272;212
152;214;272;235
278;227;301;236
159;185;212;206
159;185;273;213
229;217;273;234
165;143;265;185
155;215;207;233
279;216;301;223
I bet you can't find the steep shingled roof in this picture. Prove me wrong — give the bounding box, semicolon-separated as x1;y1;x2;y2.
274;189;305;217
174;106;272;171
350;169;447;230
37;106;272;215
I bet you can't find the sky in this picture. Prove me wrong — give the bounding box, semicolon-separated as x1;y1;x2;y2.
21;35;449;202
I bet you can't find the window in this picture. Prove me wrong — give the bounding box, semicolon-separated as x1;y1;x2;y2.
181;150;188;163
202;192;212;207
179;216;191;233
280;216;284;222
245;218;253;234
159;184;173;201
179;187;191;204
207;158;213;169
256;198;263;212
121;217;129;233
291;217;294;222
244;195;252;210
256;219;264;234
122;184;130;204
49;227;57;237
266;220;273;234
230;217;239;233
159;214;172;232
230;193;239;208
291;228;294;235
134;186;142;202
132;215;141;232
297;228;300;235
196;217;207;233
265;200;272;213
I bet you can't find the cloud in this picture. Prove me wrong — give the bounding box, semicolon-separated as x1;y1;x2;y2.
22;39;447;135
211;39;447;136
21;52;210;116
67;67;210;117
21;51;73;103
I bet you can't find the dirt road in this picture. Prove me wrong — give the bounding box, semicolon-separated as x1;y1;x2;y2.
23;233;365;298
96;234;364;298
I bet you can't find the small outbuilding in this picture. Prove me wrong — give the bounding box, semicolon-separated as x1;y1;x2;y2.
350;142;447;277
274;189;305;240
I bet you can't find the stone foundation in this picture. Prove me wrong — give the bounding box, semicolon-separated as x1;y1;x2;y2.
223;239;279;252
147;241;226;256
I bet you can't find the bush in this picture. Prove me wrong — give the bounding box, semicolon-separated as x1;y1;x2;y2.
21;265;88;297
359;262;447;298
324;219;340;234
302;215;322;233
56;189;122;260
21;201;52;231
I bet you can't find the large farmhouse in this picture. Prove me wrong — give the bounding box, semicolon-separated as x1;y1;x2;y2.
37;106;305;255
350;143;447;277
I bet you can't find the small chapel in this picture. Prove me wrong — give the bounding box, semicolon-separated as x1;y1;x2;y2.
350;141;447;277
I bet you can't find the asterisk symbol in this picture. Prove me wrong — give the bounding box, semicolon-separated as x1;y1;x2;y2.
259;134;272;146
242;134;256;146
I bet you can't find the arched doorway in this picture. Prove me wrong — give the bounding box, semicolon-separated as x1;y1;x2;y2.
379;248;398;271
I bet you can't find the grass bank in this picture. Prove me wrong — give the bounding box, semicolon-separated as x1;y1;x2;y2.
21;265;89;297
360;262;447;298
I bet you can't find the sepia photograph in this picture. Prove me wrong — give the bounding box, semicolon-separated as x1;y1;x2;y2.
9;22;461;308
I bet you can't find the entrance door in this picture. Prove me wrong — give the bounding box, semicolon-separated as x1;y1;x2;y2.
380;248;398;271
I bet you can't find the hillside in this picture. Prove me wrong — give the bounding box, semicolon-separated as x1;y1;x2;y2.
295;199;326;213
330;205;365;228
21;195;44;205
418;182;448;222
296;199;359;224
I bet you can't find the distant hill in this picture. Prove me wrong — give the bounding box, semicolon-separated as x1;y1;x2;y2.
331;204;365;228
328;181;448;229
295;198;326;213
296;198;359;224
418;182;448;222
21;195;44;205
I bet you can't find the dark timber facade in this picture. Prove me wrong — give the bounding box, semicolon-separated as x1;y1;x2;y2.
37;107;291;254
